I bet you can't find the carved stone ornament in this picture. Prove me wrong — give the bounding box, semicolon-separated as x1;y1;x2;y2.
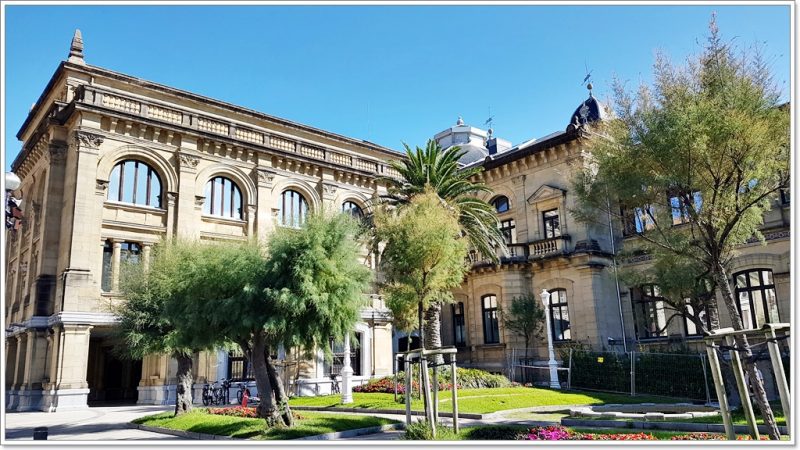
96;179;109;193
166;192;178;206
322;183;338;197
47;143;68;162
74;131;104;149
257;170;275;186
179;154;199;169
195;196;206;207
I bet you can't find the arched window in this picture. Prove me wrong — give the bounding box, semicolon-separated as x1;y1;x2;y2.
548;289;571;341
491;196;510;213
342;200;363;218
279;189;308;228
204;177;243;219
107;160;162;208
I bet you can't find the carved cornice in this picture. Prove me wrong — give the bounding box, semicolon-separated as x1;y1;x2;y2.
74;130;104;150
195;196;206;208
96;179;109;195
322;183;338;198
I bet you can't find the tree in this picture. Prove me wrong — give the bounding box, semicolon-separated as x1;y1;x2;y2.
572;16;789;439
174;212;372;428
113;241;216;416
501;294;545;362
381;140;505;361
376;190;469;424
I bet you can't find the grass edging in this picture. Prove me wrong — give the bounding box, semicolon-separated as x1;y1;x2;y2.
291;405;486;420
294;422;405;440
134;423;238;440
561;418;790;435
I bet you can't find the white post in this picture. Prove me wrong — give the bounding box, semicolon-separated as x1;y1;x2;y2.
540;289;560;389
341;334;353;404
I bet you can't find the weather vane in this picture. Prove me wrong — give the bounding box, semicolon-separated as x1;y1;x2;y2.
484;106;494;135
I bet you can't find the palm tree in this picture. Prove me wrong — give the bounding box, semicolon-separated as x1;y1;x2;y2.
378;139;506;359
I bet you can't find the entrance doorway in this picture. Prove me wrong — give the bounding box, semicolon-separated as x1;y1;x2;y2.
86;335;142;405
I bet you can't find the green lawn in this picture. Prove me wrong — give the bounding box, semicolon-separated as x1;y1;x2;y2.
132;409;398;440
288;387;683;414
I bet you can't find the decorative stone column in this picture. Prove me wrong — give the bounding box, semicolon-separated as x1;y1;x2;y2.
255;168;276;241
176;151;199;240
18;329;48;411
6;336;20;410
340;334;353;404
43;323;93;411
142;243;152;272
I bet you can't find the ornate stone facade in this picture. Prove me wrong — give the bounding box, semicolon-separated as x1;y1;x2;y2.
5;35;395;411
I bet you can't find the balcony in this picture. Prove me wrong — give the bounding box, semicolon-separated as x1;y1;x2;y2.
529;235;571;258
468;243;529;267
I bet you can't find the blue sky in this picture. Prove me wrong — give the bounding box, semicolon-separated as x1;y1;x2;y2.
3;4;792;169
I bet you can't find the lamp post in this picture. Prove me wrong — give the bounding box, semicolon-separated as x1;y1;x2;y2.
340;333;353;403
5;172;23;230
540;289;561;389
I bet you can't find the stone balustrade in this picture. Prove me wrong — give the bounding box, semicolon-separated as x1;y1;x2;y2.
77;85;400;179
529;235;571;257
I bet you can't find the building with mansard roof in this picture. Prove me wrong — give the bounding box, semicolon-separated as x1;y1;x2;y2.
5;31;397;411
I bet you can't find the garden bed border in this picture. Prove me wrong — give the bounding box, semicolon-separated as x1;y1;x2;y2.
291;405;485;419
561;418;789;435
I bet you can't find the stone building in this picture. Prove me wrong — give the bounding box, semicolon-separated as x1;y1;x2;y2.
5;31;395;412
434;91;791;374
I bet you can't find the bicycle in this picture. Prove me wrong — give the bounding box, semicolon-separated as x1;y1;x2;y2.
202;379;230;406
329;374;340;394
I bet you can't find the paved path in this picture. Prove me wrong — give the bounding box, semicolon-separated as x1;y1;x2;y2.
4;404;183;441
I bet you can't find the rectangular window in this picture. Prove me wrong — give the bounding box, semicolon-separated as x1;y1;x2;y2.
670;192;702;225
780;189;790;205
227;349;254;381
499;219;516;245
453;302;466;347
482;295;500;344
631;285;667;339
549;289;571;341
542;209;561;238
734;269;779;329
325;334;361;377
634;206;655;233
683;299;708;337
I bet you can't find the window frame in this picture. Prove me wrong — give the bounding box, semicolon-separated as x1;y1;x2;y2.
548;289;571;342
631;285;668;339
204;176;243;220
107;160;163;208
499;218;516;245
481;295;500;344
542;209;561;239
491;196;510;214
452;302;466;347
342;200;364;219
733;269;779;329
278;189;309;228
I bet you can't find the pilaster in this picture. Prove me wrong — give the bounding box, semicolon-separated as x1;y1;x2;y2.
176;149;200;239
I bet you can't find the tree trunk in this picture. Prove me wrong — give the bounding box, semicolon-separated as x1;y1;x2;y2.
424;302;443;365
249;334;280;427
173;352;194;416
714;262;780;440
266;353;293;427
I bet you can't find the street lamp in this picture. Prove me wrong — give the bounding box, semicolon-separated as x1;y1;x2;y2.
540;289;561;389
5;172;21;191
340;334;354;403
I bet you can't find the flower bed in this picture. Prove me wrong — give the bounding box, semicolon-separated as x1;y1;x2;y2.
207;406;306;421
521;426;767;441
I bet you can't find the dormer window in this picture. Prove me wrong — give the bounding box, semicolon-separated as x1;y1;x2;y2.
491;196;510;214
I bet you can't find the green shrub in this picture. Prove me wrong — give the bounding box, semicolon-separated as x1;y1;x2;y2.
464;425;527;440
403;420;459;440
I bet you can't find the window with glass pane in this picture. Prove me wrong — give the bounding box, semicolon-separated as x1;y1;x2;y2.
342;201;363;218
734;269;779;329
780;189;790;205
683;299;708;336
482;295;500;344
548;289;571;341
278;190;309;228
499;219;516;245
101;240;113;292
120;242;142;265
632;285;667;339
670;192;702;225
543;209;560;238
204;177;243;219
491;196;510;213
107;160;162;208
452;302;466;347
